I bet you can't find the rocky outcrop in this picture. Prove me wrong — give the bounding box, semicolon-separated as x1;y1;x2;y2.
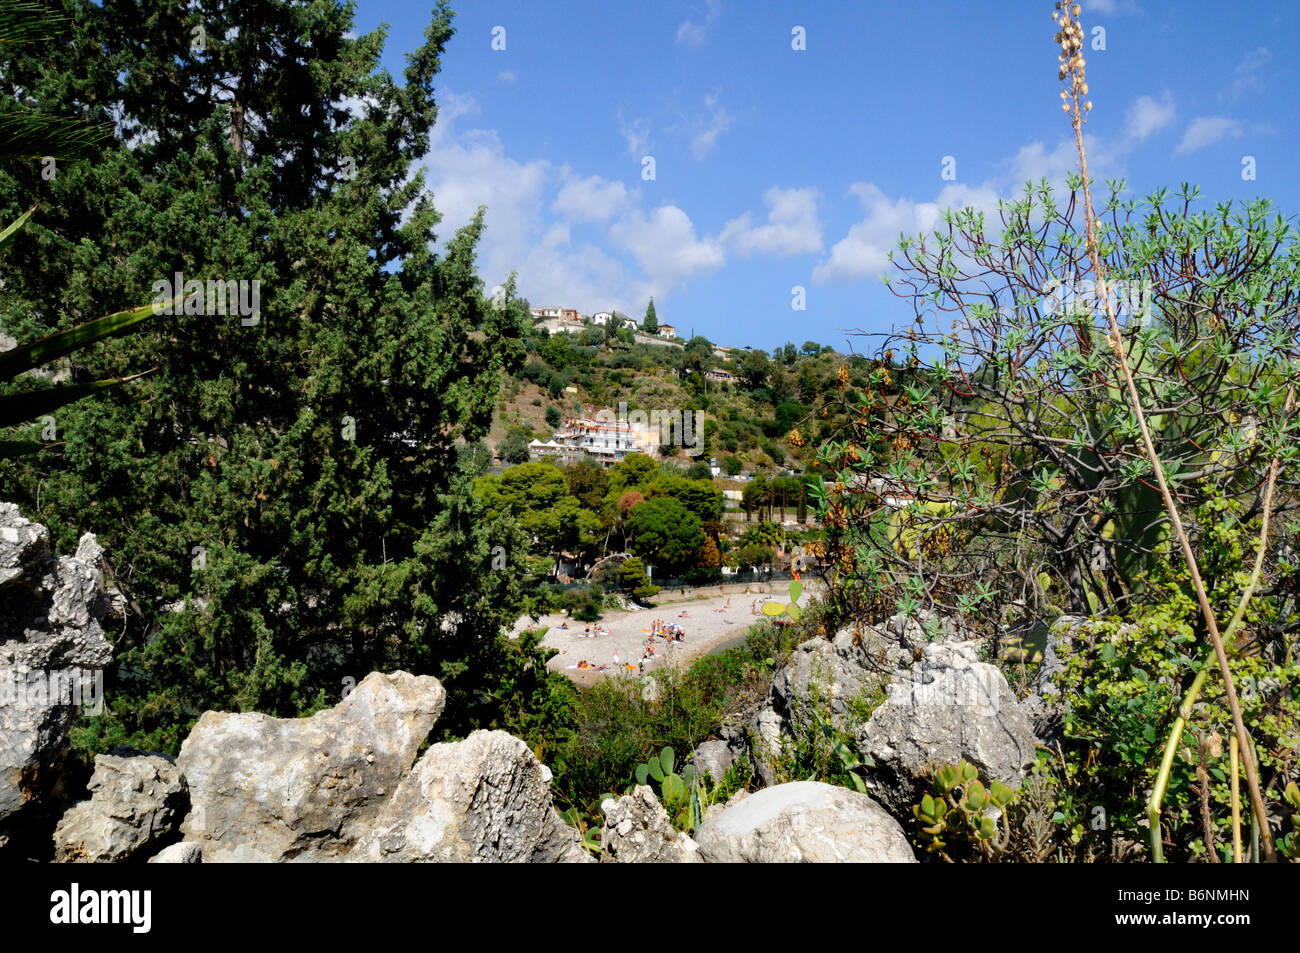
52;751;187;863
745;623;893;786
857;640;1036;817
599;785;701;863
775;625;891;730
178;671;445;862
689;740;736;785
747;707;786;787
885;608;971;649
0;503;116;853
695;781;916;863
349;730;590;863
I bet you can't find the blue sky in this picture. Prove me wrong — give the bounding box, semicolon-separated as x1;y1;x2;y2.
354;0;1296;354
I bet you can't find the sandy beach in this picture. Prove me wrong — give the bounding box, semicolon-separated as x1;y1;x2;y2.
509;579;822;687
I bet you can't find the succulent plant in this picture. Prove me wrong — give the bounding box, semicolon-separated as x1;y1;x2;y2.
761;579;804;622
811;708;873;793
913;759;1016;861
631;745;715;833
1279;781;1300;860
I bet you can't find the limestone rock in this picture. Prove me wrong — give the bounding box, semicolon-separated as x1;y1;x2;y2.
148;841;202;863
53;751;188;863
747;707;785;787
0;502;114;849
695;781;916;863
745;623;892;786
857;641;1036;817
768;624;891;736
886;608;970;649
599;785;700;863
689;740;735;784
178;670;445;862
349;730;590;863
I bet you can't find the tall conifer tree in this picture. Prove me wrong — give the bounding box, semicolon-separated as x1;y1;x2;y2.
0;0;565;750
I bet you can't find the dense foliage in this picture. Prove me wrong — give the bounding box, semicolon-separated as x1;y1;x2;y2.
0;0;561;751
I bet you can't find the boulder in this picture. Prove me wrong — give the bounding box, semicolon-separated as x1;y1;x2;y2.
599;786;700;863
694;781;916;863
349;730;590;863
747;707;785;787
857;641;1036;817
178;670;445;862
886;608;970;648
768;623;891;736
0;503;115;852
745;623;892;787
689;740;735;784
53;751;188;862
148;841;202;864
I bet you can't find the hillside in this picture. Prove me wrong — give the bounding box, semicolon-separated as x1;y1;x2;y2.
486;312;884;477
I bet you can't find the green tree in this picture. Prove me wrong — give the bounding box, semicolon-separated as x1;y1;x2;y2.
647;474;723;529
618;556;660;602
643;297;658;334
476;462;595;560
774;400;809;436
499;425;534;465
606;451;659;500
0;0;549;750
562;457;609;512
739;349;770;390
625;497;702;576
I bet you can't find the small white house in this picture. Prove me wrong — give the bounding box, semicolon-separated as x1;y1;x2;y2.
591;311;614;326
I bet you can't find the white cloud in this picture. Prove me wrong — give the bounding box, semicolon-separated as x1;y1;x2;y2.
618;111;652;159
721;187;823;256
813;182;999;285
496;71;517;85
421;94;551;250
1223;47;1270;102
609;205;725;292
1003;92;1173;189
690;93;734;159
418;92;637;312
551;174;629;223
816;88;1176;288
676;0;722;48
1175;116;1244;155
417;91;725;315
1006;138;1080;185
1125;93;1176;142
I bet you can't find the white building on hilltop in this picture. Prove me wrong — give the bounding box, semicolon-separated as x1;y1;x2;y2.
527;409;661;467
